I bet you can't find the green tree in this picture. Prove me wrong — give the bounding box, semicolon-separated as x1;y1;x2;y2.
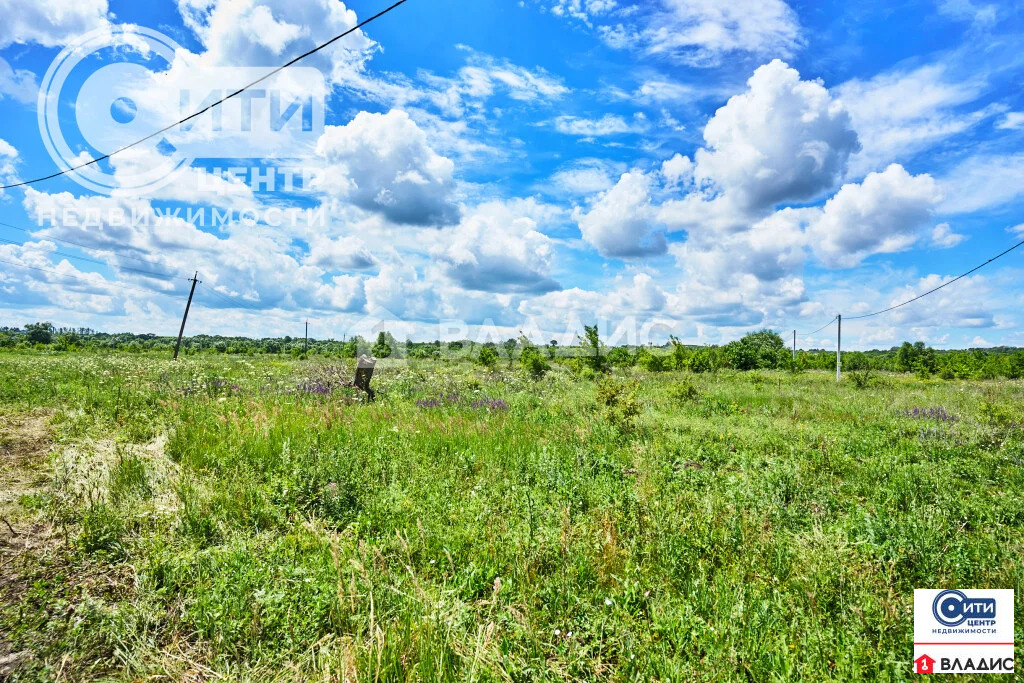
372;332;393;358
725;330;787;370
25;322;54;345
669;335;689;370
502;338;518;367
478;344;499;368
578;324;603;370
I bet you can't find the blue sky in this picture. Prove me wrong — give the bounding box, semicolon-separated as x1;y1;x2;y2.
0;0;1022;348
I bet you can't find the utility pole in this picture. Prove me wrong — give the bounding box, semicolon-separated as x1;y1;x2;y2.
174;272;200;360
836;313;842;382
304;320;309;355
792;330;796;361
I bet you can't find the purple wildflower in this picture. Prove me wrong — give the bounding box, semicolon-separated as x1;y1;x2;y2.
471;398;508;411
416;398;444;408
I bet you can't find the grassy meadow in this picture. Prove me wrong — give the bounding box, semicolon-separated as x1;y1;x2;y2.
0;351;1022;680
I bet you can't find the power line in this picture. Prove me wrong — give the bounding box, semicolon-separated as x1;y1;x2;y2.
199;283;265;313
845;236;1024;320
0;256;178;297
1;220;280;312
0;220;333;316
0;0;411;190
797;316;837;336
0;235;179;280
0;220;186;275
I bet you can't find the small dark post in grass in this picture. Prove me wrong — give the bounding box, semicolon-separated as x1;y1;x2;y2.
354;355;376;401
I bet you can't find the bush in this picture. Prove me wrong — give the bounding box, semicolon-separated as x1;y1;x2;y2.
477;345;499;368
1006;352;1024;380
519;342;549;379
668;335;689;370
667;380;700;402
690;348;716;374
596;378;641;431
606;346;634;367
844;355;876;389
635;347;665;372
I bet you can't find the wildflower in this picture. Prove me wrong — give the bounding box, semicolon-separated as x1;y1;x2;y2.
604;598;612;606
554;629;561;636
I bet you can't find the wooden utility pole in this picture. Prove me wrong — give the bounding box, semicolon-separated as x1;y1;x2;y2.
836;314;842;382
174;272;200;360
792;330;796;360
304;321;309;354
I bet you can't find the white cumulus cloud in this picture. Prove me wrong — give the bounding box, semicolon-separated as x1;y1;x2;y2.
930;223;967;249
573;171;666;258
314;109;460;226
695;59;860;212
0;0;110;48
431;199;562;294
595;0;801;66
807;164;941;268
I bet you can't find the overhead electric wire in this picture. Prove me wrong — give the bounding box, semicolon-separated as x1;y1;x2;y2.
0;235;179;280
0;220;186;275
0;0;411;190
200;284;265;313
0;256;179;296
845;235;1024;320
797;316;837;337
0;220;278;312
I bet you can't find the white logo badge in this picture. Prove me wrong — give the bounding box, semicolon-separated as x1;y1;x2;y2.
914;589;1014;674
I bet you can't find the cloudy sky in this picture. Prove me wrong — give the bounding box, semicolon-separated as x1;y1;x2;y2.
0;0;1022;349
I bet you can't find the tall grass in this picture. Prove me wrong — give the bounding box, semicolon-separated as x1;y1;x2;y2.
0;352;1021;680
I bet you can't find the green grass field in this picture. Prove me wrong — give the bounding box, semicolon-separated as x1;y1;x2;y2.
1;352;1022;681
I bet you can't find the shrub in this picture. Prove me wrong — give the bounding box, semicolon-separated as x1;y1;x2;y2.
690;348;716;373
635;347;665;372
667;380;700;402
477;344;499;368
1006;352;1024;380
606;346;634;367
519;341;549;379
596;378;641;431
668;335;689;370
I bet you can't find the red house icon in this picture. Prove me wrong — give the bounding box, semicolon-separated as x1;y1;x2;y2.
915;654;936;673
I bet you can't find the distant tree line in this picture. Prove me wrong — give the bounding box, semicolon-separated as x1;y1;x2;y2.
2;323;1022;379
